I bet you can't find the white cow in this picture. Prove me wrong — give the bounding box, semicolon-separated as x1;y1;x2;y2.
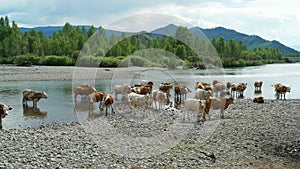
152;90;167;110
128;93;152;116
23;89;48;108
113;84;131;100
194;88;212;100
183;99;206;121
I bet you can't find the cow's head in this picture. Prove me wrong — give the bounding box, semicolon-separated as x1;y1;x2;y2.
0;103;12;118
42;91;48;99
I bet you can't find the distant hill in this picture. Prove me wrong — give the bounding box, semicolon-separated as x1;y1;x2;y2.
19;26;127;37
20;24;298;54
20;26;63;36
152;24;298;54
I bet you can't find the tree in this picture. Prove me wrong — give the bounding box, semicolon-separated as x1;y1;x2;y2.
175;26;192;45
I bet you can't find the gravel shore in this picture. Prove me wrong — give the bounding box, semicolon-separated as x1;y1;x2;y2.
0;99;299;168
0;65;152;82
0;65;299;168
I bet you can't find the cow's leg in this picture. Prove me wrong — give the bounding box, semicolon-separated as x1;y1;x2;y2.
0;118;2;129
105;107;108;116
33;101;37;108
111;105;115;114
220;109;224;119
22;98;27;107
74;93;78;103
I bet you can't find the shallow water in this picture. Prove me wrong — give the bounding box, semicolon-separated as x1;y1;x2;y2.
1;63;299;129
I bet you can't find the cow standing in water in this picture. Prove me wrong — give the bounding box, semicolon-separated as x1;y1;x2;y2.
23;89;48;108
74;84;96;102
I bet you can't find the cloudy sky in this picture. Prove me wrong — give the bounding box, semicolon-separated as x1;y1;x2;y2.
1;0;299;50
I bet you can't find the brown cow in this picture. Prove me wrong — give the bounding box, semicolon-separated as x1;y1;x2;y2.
253;96;264;103
205;97;234;119
132;85;152;95
23;89;48;108
174;84;191;100
254;81;263;92
101;94;115;116
88;92;105;111
74;85;96;102
274;84;291;100
159;82;173;97
195;82;210;90
0;103;12;129
231;83;247;98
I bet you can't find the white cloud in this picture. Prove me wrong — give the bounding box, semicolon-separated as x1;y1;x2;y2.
0;0;299;49
127;0;300;49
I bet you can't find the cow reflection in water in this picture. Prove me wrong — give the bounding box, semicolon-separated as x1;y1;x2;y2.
23;107;47;118
74;100;112;120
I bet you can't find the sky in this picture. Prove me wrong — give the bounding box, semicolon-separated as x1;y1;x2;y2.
1;0;300;50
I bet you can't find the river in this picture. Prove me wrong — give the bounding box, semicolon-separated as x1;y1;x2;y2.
0;63;299;129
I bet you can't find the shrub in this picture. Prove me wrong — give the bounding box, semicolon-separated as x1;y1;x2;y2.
41;55;73;66
100;57;121;67
130;56;146;67
76;55;101;67
13;54;41;65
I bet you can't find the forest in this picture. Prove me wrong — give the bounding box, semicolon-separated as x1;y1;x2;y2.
0;16;298;68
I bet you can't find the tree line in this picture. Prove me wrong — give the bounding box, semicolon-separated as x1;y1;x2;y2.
0;16;297;68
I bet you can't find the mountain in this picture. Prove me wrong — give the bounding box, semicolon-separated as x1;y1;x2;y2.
20;24;298;54
19;26;128;37
20;26;63;36
152;24;298;54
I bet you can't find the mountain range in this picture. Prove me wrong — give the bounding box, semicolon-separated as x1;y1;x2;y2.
20;24;298;54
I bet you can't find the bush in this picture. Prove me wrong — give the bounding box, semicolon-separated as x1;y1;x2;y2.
130;56;146;67
76;55;101;67
100;57;121;67
41;55;73;66
13;54;41;65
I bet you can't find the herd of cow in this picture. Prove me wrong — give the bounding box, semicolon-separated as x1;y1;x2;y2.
0;79;292;129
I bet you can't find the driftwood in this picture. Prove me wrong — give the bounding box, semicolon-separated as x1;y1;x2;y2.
17;61;32;67
200;151;216;163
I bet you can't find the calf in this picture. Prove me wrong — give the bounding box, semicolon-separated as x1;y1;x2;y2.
183;99;206;121
205;97;234;119
23;89;48;108
0;103;12;129
88;92;105;111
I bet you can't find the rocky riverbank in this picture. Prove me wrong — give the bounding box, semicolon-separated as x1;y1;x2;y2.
0;99;299;168
0;65;156;82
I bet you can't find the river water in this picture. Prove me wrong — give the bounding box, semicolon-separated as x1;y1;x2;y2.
1;63;299;129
